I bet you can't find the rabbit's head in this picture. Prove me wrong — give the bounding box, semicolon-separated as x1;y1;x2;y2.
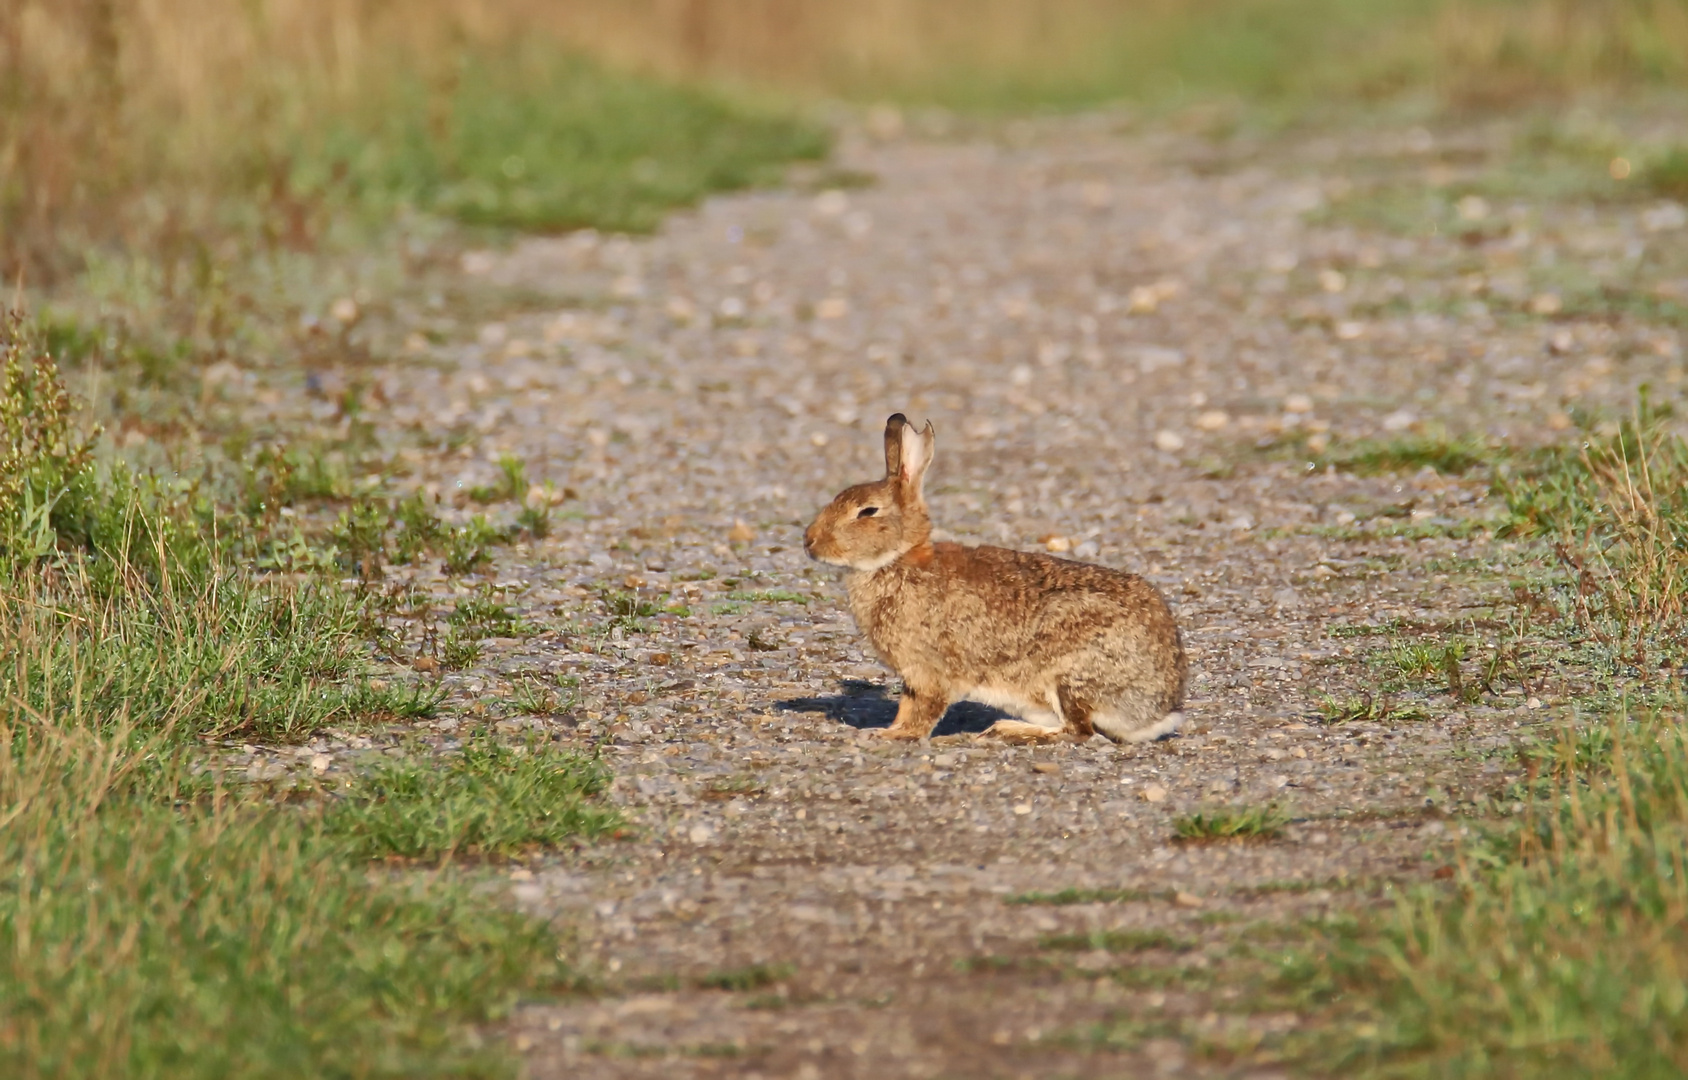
804;413;935;571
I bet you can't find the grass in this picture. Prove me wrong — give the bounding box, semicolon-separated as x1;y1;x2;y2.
331;48;826;234
0;318;616;1075
1298;709;1688;1077
1316;433;1497;477
449;591;526;639
1005;887;1166;906
0;722;577;1079
1315;692;1431;725
1038;929;1195;954
1173;804;1291;842
1288;397;1688;1074
324;731;621;860
1500;397;1688;678
695;963;794;992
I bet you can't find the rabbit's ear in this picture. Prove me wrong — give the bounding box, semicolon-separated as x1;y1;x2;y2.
883;413;910;477
899;419;935;496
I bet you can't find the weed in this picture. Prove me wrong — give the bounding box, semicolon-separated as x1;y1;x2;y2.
1644;145;1688;200
0;315;98;564
324;730;621;860
728;589;810;605
1500;395;1688;677
696;963;793;992
443;514;502;575
1317;433;1496;477
1173;804;1290;842
4;560;402;745
339;680;444;722
0;720;577;1080
601;588;660;632
440;631;483;671
1296;710;1688;1075
394;491;447;563
1004;887;1165;906
1039;929;1195;953
508;677;563;717
701;775;766;800
516;500;551;538
449;590;524;638
328;500;390;578
1314;691;1429;724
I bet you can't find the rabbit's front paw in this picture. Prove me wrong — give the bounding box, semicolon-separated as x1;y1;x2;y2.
862;724;926;741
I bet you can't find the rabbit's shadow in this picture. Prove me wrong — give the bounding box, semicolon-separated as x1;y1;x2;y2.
775;680;1011;736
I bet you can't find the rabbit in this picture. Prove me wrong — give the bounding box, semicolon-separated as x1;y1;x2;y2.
803;413;1186;744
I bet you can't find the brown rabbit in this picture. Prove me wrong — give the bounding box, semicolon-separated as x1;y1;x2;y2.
803;413;1186;744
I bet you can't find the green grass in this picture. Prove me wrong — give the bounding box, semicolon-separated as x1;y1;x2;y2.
1038;929;1195;954
695;963;793;992
316;47;827;234
1315;692;1431;725
1173;804;1291;842
1289;397;1688;1075
0;723;578;1079
728;589;811;605
1299;710;1688;1077
0;320;617;1076
1498;397;1688;674
1316;433;1497;477
324;731;620;860
1004;887;1165;906
449;591;525;639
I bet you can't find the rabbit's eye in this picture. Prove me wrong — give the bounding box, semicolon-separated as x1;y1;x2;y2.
856;506;879;519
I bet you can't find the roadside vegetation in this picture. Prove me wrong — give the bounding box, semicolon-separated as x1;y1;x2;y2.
1286;398;1688;1074
0;275;623;1079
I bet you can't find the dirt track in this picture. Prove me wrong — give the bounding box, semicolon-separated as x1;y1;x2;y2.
266;113;1683;1077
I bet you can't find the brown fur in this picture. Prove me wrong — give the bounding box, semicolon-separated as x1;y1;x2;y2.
804;414;1188;744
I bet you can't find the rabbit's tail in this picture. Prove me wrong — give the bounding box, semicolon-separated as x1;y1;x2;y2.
1096;709;1184;745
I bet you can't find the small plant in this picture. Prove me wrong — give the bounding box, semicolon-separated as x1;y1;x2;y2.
701;775;765;800
394;491;446;563
1173;803;1289;842
329;500;391;578
1316;433;1494;476
516;500;551;538
441;630;483;670
1005;887;1164;906
728;588;810;605
1;314;97;564
442;514;503;574
1314;691;1428;724
449;590;524;639
508;677;561;716
1389;638;1461;680
1644;145;1688;200
602;588;660;633
323;731;621;859
695;963;792;992
1038;928;1194;953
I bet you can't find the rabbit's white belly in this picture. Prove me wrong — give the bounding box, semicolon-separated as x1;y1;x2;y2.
961;685;1062;730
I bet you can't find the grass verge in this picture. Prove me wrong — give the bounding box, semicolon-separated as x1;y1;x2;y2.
1300;709;1688;1077
1;320;614;1075
1293;398;1688;1074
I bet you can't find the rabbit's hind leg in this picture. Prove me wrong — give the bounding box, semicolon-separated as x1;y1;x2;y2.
1055;684;1098;740
978;686;1084;744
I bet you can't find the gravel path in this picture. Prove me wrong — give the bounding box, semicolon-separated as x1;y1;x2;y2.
248;113;1685;1076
